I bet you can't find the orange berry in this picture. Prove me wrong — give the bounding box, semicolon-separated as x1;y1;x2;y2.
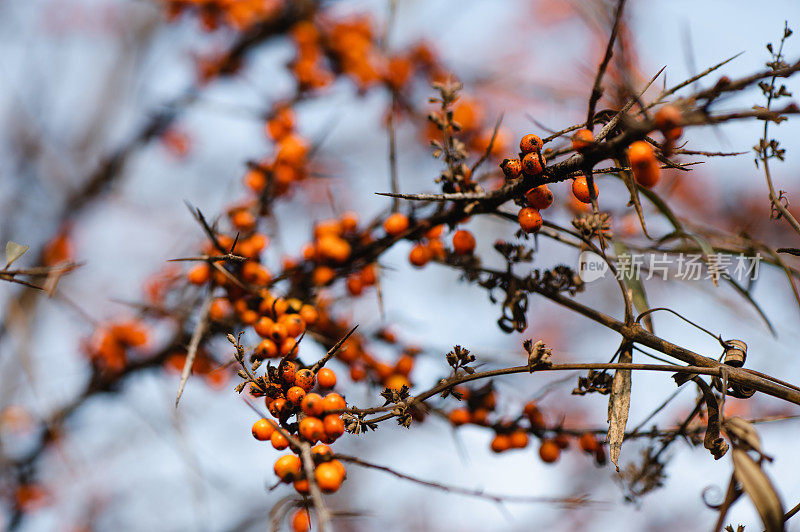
314;461;345;493
490;433;512;453
187;263;211;285
279;361;297;384
449;408;471;426
519;134;543;154
252;418;275;441
572;128;594;152
383;212;409;236
312;266;336;286
271;430;289;450
269;398;289;418
323;414;345;439
395;354;414;376
255;338;279;359
571;176;597;204
654;104;683;140
321;393;346;413
341;211;359;232
427;239;446;260
294;369;316;391
425;224;444;239
521;152;545;175
627;140;655;167
316;368;337;388
360;264;378;285
385;374;411;392
299;416;325;442
539;439;561;463
301;393;324;416
500;158;522;179
286;386;306;406
209;298;233;321
452;230;476;255
346;274;363;296
471;408;490;426
509;430;530;449
317;235;351;263
311;443;333;462
254;316;276;338
349;364;367;382
578;432;599;453
518;207;543;233
231;209;256;231
293;479;310;496
274;454;302;481
409;243;432;267
299;305;319;326
281;314;305;338
525;185;553;210
627;141;660;187
291;509;311;532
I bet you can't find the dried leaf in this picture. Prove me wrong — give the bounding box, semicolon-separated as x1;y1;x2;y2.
732;449;784;532
607;343;632;471
5;241;29;268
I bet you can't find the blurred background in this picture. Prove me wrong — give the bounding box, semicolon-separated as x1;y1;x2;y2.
1;0;800;530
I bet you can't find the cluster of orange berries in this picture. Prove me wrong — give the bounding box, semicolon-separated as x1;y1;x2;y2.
164;349;229;389
160;0;283;32
296;213;371;290
83;320;148;373
243;104;310;198
501;134;550;233
187;230;272;290
251;364;348;496
448;391;606;465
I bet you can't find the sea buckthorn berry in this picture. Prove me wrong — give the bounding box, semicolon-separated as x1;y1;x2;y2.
316;368;337;389
209;298;232;321
341;211;359;232
317;235;351;263
525;185;553;210
490;433;512;453
286;386;306;406
384;212;409;236
294;369;316;391
384;374;411;392
279;361;297;384
254;317;275;338
314;461;345;493
271;430;289;450
572;128;594;152
255;338;278;359
427;239;446;260
291;509;311;532
346;274;363;296
425;224;444;239
509;430;530;449
395;354;414;376
269;398;289;418
539;439;561;463
187;263;210;285
274;454;302;482
252;418;275;441
350;364;367;382
321;393;346;413
578;432;599;453
375;362;394;381
312;266;335;286
523;402;545;429
312;443;333;462
269;322;288;344
571;176;598;204
500;158;522;179
360;264;378;285
231;209;256;231
281;315;305;338
521;152;545;175
280;337;298;358
323;414;345;439
519;134;543;154
242;262;271;285
409;243;432;268
654;104;683;140
554;433;570;449
452;230;476;255
449;408;471;426
293;479;310;496
518;207;543;234
471;408;490;426
626;141;660;187
301;393;324;416
299;305;319;326
299;416;325;442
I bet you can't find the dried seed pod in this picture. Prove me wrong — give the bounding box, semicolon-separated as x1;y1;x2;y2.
723;339;747;367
